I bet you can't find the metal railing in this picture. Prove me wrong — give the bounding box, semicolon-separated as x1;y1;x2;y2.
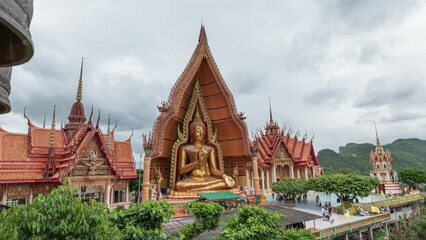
362;193;421;211
312;213;391;239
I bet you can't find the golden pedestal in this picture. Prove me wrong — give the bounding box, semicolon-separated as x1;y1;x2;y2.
167;188;241;200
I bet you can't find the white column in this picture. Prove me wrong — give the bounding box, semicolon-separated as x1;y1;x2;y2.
305;167;308;180
297;168;301;179
313;167;316;177
261;169;265;193
266;170;270;192
245;169;251;188
290;165;294;178
105;181;111;205
272;165;277;183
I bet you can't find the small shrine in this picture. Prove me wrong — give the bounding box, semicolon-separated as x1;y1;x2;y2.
370;125;401;194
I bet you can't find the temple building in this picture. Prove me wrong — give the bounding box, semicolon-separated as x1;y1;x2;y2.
250;103;323;194
0;59;137;207
370;126;401;194
141;25;323;202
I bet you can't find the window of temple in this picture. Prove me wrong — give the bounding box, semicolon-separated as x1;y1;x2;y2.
113;190;125;203
75;186;104;203
7;198;28;206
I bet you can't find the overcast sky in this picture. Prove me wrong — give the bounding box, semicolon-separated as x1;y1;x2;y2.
1;0;426;162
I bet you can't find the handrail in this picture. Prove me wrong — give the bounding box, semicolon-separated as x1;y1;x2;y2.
362;193;421;211
312;213;391;239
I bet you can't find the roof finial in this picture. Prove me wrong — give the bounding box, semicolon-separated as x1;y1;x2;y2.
269;97;273;123
106;113;111;149
76;57;84;101
198;23;208;44
88;105;94;124
96;109;100;129
43;115;46;128
49;105;56;147
375;121;381;146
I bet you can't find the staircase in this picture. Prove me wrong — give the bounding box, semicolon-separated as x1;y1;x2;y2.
384;182;402;194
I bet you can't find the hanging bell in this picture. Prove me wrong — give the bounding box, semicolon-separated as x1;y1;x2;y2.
0;0;34;114
0;0;34;67
0;67;12;113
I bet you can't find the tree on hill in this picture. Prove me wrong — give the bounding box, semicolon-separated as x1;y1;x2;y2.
309;173;379;202
272;178;309;200
0;185;121;240
398;169;426;189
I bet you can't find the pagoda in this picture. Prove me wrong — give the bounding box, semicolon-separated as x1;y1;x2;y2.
369;125;401;194
252;101;323;193
0;59;136;207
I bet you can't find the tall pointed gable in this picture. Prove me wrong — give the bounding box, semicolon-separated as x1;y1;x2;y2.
151;25;251;159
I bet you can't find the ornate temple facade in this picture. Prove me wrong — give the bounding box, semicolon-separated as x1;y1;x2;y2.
251;107;323;194
370;126;401;194
141;25;323;201
0;60;137;207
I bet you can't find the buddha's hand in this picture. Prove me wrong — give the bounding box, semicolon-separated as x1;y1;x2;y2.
222;174;236;188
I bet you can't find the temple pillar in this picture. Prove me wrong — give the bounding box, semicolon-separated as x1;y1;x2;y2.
29;186;33;203
252;155;261;196
272;165;277;183
125;181;129;203
105;180;111;205
266;169;270;192
261;169;265;193
245;169;251;189
251;171;254;190
297;168;301;179
2;185;7;203
290;165;294;178
305;167;308;180
142;156;152;202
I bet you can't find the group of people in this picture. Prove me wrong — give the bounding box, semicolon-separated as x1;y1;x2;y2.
321;204;334;224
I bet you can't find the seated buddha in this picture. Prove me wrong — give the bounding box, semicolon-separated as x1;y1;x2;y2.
176;112;235;192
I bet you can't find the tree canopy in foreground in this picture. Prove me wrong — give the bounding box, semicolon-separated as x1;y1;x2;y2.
272;178;309;199
0;185;121;240
398;169;426;188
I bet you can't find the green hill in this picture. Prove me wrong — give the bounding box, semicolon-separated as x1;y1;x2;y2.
317;138;426;175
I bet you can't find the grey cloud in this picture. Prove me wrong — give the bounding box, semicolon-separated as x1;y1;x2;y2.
354;75;426;108
303;84;347;109
226;72;267;96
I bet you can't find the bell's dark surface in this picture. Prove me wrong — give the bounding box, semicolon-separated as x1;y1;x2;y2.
0;0;34;114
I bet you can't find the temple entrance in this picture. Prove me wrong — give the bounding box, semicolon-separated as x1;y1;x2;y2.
276;165;290;180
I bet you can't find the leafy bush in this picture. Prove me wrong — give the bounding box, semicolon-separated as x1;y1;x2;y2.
281;228;315;240
179;201;224;240
218;205;284;240
111;200;174;240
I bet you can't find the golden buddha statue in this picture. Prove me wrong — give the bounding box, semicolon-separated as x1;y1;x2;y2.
176;111;235;192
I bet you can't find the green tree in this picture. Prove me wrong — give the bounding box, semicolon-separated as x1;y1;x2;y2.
412;215;426;240
398;169;426;188
308;173;379;202
272;178;309;200
179;201;224;240
218;205;284;240
129;169;143;193
281;228;315;240
111;200;174;240
0;185;120;240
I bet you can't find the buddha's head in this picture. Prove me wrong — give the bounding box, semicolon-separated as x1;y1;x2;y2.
190;110;206;143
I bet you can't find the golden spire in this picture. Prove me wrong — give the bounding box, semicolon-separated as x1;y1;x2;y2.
375;121;381;146
76;57;84;101
106;113;111;149
49;105;56;147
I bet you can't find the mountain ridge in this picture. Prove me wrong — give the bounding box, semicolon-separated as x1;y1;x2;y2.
317;138;426;175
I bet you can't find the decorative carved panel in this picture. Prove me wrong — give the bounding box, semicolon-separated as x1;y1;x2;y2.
32;183;58;196
7;184;30;197
113;180;127;190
